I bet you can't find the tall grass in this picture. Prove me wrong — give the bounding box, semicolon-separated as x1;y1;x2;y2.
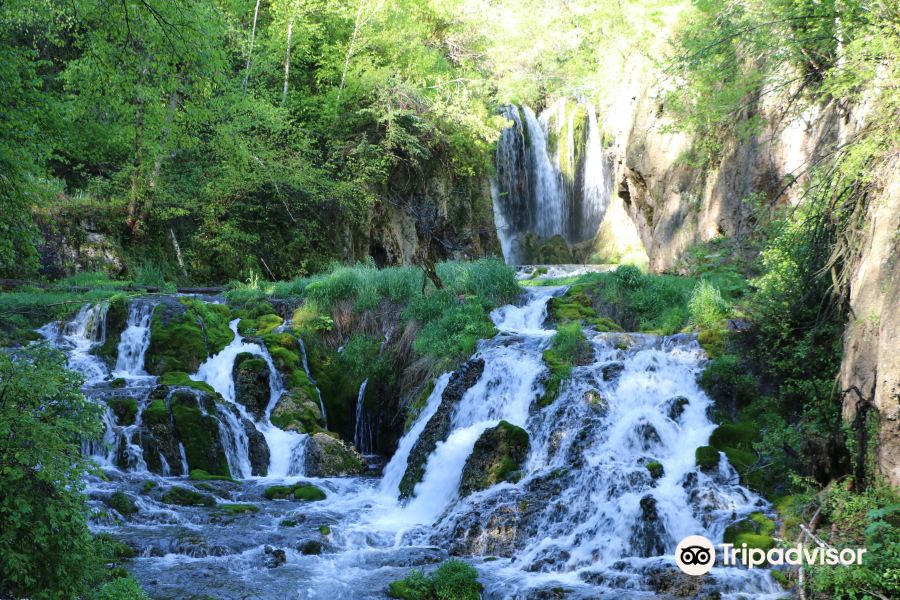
689;280;731;329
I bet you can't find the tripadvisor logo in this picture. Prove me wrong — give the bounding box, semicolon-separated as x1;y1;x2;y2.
675;535;867;575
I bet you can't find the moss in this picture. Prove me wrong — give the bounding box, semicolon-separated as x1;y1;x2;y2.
696;445;720;470
585;316;624;332
170;393;230;476
710;423;759;450
319;525;331;535
460;421;529;495
144;299;234;375
162;486;216;507
108;397;138;426
697;327;726;358
108;491;138;516
216;503;259;515
158;372;215;393
770;570;792;589
189;469;233;482
264;483;326;501
141;481;157;494
734;533;775;551
141;399;169;427
237;313;283;337
646;461;664;479
110;377;127;389
91;294;130;360
540;323;590;406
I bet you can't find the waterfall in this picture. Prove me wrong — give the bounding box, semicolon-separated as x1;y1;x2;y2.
39;302;110;384
298;337;328;428
113;301;156;377
492;99;614;264
191;319;307;478
353;379;371;455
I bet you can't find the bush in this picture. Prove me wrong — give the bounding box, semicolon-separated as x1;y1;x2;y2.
689;279;730;329
92;576;150;600
388;559;482;600
0;346;107;599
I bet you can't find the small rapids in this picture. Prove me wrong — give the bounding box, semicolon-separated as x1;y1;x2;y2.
40;292;784;599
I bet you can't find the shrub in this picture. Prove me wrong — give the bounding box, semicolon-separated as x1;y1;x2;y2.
388;559;482;600
92;576;150;600
689;279;730;329
0;346;106;598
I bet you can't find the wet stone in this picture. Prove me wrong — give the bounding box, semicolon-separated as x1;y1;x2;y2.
263;545;287;568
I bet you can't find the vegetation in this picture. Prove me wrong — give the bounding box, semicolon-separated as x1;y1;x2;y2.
540;322;591;407
388;559;482;600
264;483;327;502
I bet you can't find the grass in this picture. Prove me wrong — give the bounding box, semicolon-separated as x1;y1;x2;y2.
388;559;482;600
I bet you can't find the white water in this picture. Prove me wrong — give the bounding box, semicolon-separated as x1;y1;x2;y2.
523;105;566;239
113;301;155;377
353;378;372;454
191;320;307;478
39;302;110;384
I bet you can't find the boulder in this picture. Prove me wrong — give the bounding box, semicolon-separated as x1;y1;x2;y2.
169;389;230;477
263;546;286;568
233;352;270;420
399;358;485;499
631;495;666;557
303;433;367;477
270;389;323;432
241;416;270;476
459;421;529;496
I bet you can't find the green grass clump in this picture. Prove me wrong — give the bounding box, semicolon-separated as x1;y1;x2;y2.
189;469;233;482
689;279;731;329
92;576;150;600
388;559;482;600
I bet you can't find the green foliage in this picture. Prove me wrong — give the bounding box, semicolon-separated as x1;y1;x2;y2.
688;280;730;329
92;577;150;600
0;345;107;599
388;559;482;600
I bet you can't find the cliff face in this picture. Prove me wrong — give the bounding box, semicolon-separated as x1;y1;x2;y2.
607;58;853;272
603;59;899;486
839;160;900;486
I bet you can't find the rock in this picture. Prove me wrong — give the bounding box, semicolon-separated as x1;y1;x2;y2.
264;483;326;501
144;298;233;375
645;565;704;597
242;417;270;476
108;396;138;426
695;445;720;471
270;390;323;432
303;432;366;477
582;389;607;411
459;421;529;496
139;397;184;475
297;540;322;555
666;396;689;420
631;495;666;557
601;361;625;381
263;545;286;568
634;421;661;450
162;486;216;507
169;389;230;477
107;491;138;516
233;352;270;420
646;461;664;479
399;358;485;499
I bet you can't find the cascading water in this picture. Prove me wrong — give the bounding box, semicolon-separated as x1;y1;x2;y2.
39;302;110;384
191;319;307;478
113;300;156;377
492;99;615;264
41;292;784;598
353;379;372;455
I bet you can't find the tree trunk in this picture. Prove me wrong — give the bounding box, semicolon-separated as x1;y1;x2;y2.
337;0;365;103
282;1;299;105
242;0;262;92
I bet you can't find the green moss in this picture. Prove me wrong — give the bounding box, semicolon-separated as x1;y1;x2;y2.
107;397;138;426
585;316;624;332
697;327;726;357
710;423;759;450
170;393;229;476
264;483;326;501
696;445;720;470
237;313;283;337
141;399;169;427
109;377;127;389
141;481;157;494
162;486;216;507
540;323;589;406
144;299;234;375
319;525;331;535
91;294;130;360
108;491;138;516
770;570;791;589
734;533;775;551
217;503;259;514
646;461;664;479
189;469;233;482
158;372;215;393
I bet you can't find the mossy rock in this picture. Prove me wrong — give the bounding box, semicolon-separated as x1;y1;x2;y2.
170;390;230;477
189;469;233;482
303;432;366;477
90;294;130;363
109;377;127;389
695;445;720;471
162;486;216;507
710;423;758;451
733;533;775;551
107;491;138;516
158;371;215;393
216;503;259;515
646;461;664;479
264;483;326;501
523;233;575;264
144;298;234;375
697;327;726;358
459;421;529;496
271;395;322;433
233;352;270;420
237;313;283;337
141;481;157;494
108;397;138;426
724;512;776;545
585;317;624;332
319;525;331;536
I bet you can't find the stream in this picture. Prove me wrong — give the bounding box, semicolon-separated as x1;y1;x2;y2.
38;287;785;599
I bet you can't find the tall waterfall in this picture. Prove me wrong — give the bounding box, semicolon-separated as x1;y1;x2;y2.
113;300;155;377
492;99;614;264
